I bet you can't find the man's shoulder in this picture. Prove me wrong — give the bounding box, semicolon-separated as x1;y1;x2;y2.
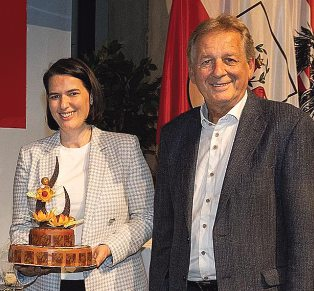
162;107;200;132
248;93;310;122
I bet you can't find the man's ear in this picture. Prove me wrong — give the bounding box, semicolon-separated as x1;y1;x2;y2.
248;58;255;79
189;67;196;84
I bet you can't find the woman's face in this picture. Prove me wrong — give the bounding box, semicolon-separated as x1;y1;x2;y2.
47;74;90;134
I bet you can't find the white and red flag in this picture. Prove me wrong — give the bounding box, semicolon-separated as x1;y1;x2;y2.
227;1;309;107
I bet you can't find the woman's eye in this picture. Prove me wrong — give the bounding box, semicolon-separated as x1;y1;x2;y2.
68;91;79;97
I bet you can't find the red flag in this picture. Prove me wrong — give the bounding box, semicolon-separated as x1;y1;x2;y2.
156;0;208;143
310;0;314;27
0;1;26;128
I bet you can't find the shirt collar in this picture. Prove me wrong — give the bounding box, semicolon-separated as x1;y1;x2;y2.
200;91;248;127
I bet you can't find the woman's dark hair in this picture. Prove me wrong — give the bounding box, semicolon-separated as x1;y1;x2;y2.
43;57;104;130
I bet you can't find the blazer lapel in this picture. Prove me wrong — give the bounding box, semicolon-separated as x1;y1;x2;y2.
38;132;60;173
215;92;268;222
82;127;110;242
37;132;61;209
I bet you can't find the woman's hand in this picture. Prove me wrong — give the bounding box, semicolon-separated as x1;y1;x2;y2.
92;244;111;267
15;265;51;277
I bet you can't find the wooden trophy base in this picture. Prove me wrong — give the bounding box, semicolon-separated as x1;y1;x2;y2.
9;244;95;269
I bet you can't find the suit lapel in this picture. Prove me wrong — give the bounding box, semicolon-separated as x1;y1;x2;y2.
215;93;268;222
179;109;202;233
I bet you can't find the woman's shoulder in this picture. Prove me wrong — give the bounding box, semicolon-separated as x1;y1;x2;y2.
20;132;59;153
93;127;138;144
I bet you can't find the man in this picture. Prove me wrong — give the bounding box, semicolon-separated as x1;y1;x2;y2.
149;14;314;291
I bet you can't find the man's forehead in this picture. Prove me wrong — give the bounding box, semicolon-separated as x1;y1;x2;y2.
194;32;244;53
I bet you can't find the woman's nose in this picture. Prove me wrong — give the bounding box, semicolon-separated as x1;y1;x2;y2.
59;95;70;109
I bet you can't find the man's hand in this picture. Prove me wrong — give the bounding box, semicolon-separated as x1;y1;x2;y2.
15;265;51;277
92;244;111;267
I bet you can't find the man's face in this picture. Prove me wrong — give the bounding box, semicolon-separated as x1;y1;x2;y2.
189;30;254;121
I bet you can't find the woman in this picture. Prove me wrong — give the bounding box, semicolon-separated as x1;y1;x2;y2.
10;58;154;291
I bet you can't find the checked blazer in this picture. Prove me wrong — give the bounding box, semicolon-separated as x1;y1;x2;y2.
149;91;314;291
10;126;154;291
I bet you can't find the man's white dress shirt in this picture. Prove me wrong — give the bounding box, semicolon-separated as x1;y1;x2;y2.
188;93;247;281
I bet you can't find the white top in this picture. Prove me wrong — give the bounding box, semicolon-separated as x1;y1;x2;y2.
56;142;90;280
188;93;247;281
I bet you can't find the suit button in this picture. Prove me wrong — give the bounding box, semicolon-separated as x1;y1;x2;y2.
183;275;186;280
187;237;190;241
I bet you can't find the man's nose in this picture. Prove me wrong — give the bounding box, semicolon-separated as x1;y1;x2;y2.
212;59;226;77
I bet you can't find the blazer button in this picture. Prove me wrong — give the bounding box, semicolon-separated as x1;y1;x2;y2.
187;237;190;241
183;275;187;280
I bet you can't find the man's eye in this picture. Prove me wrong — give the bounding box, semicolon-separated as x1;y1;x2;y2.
200;59;212;68
48;94;60;100
225;58;237;65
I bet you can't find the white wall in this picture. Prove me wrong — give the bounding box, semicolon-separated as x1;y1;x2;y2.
0;1;72;249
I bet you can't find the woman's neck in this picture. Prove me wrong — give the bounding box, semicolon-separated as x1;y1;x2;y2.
60;126;92;148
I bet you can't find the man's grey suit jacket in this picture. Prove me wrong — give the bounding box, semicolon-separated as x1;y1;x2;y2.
149;91;314;291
